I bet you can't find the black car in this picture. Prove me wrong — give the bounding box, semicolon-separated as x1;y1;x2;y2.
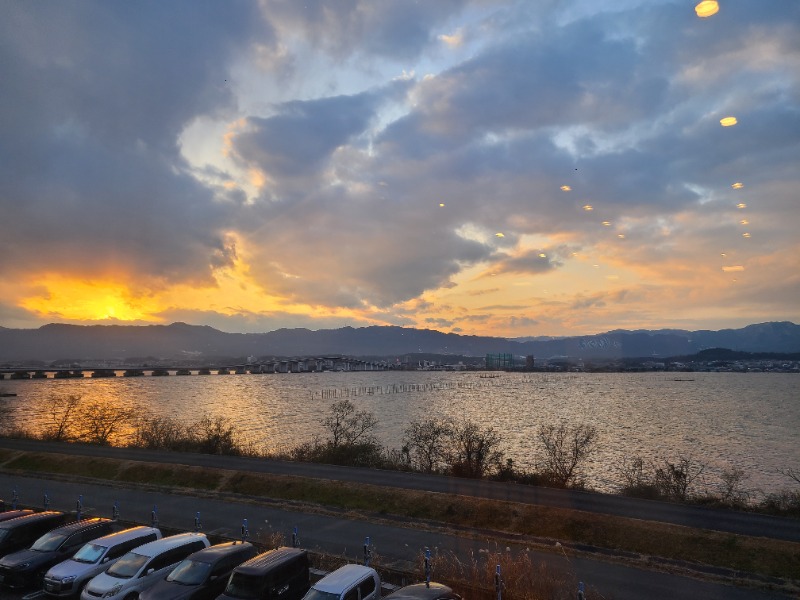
0;511;66;559
0;517;113;589
387;583;462;600
0;510;34;524
139;541;257;600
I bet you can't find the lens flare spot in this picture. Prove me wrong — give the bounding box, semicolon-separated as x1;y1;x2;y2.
731;182;744;189
583;204;593;211
695;1;719;18
602;221;611;226
495;232;505;238
722;265;745;272
720;116;738;127
439;203;445;207
742;232;751;238
560;185;572;191
740;219;749;225
737;203;747;209
617;234;626;239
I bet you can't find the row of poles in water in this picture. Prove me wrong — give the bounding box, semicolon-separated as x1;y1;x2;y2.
310;374;579;400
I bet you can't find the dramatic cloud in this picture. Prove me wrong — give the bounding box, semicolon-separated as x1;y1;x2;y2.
1;0;798;336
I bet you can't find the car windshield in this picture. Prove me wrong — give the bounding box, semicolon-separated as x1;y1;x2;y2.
31;531;68;552
107;552;148;578
303;589;341;600
223;573;267;599
166;559;211;585
73;542;106;564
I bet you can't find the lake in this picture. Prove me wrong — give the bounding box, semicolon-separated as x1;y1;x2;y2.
1;371;797;496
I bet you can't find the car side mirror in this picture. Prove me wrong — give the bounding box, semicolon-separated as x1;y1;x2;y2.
146;568;154;576
101;557;109;563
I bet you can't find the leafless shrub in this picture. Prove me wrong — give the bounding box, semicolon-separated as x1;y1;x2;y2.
40;394;82;442
421;546;577;600
446;420;504;478
779;468;800;486
130;415;187;449
76;399;136;445
323;399;378;448
403;418;453;473
192;415;242;455
537;422;598;487
654;457;704;501
719;467;750;505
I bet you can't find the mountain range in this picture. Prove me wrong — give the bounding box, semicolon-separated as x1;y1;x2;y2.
1;321;799;363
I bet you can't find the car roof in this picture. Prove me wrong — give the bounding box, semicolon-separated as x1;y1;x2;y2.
91;526;160;547
131;532;208;557
388;583;460;600
0;511;64;529
187;541;255;564
234;546;306;575
46;517;112;536
313;564;376;593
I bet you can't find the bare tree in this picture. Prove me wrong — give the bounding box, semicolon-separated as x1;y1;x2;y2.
446;420;504;478
322;399;378;448
780;468;800;486
41;395;82;442
76;399;136;445
720;467;750;505
654;457;704;500
537;422;598;487
403;418;453;473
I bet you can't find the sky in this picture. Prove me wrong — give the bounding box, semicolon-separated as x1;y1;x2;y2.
0;0;798;338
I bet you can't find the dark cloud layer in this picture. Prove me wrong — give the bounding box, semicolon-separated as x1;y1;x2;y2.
1;0;798;333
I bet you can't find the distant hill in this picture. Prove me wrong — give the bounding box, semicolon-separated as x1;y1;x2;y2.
0;321;798;363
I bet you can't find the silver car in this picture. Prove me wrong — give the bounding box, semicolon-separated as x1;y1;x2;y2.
80;532;209;600
43;526;161;598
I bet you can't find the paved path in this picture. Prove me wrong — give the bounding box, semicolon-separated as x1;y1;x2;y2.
0;473;792;600
1;438;798;543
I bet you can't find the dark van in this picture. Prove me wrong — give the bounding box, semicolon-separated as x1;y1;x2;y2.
0;511;66;559
0;517;114;589
218;547;309;600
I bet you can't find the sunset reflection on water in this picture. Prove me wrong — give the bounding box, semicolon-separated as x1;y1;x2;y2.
2;371;798;495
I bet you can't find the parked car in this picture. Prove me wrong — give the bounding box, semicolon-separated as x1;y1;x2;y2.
80;532;209;600
0;510;34;523
139;541;256;600
0;511;66;560
43;526;162;598
301;564;380;600
0;517;114;589
218;546;310;600
387;583;461;600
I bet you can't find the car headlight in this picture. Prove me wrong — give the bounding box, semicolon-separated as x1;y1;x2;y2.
16;562;30;570
61;575;76;584
104;583;123;597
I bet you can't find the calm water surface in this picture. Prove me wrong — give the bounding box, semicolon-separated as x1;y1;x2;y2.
1;372;797;495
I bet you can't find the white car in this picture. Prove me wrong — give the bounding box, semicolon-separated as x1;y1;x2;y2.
80;532;209;600
43;526;161;598
302;564;381;600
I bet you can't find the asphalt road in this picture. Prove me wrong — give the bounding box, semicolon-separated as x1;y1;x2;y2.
0;439;797;600
1;437;798;543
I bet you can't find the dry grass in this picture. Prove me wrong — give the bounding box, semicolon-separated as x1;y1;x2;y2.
2;449;799;583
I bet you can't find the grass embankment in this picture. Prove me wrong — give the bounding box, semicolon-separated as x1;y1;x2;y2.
1;448;798;586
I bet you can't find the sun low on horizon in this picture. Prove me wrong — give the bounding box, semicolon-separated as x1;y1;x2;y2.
0;1;798;337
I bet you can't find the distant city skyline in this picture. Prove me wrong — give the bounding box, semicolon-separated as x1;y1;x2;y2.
1;1;798;337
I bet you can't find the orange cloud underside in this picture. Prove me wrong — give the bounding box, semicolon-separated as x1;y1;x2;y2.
20;275;160;322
